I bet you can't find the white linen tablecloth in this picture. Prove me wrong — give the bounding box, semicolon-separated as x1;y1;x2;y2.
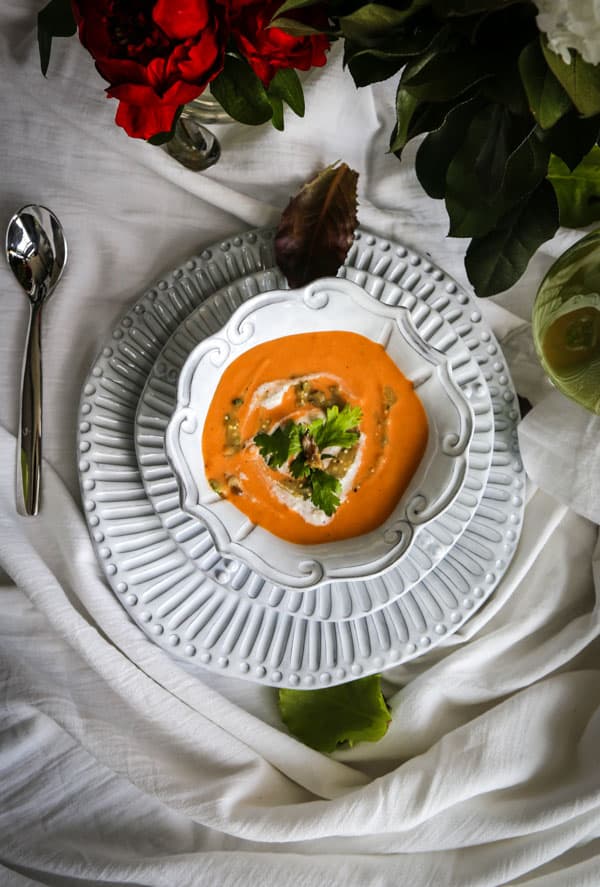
1;4;599;885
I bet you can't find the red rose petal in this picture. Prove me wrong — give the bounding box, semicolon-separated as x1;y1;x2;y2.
108;79;201;107
231;0;330;86
114;99;180;140
153;0;209;40
176;32;222;83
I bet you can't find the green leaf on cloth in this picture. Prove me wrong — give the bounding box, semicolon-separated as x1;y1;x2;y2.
274;161;358;287
548;146;600;228
279;674;391;753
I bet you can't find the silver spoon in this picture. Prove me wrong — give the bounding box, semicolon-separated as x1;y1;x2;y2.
6;205;67;515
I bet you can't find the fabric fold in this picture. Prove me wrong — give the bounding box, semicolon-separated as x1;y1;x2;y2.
1;3;600;883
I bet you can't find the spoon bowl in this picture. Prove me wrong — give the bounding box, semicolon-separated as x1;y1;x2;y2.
6;205;67;514
7;205;66;301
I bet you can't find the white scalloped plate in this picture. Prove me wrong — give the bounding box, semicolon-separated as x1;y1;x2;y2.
136;273;493;616
77;228;524;688
166;277;479;590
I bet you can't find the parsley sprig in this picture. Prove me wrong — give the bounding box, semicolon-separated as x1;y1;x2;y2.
254;404;362;516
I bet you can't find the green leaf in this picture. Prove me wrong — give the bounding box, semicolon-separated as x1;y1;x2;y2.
309;469;342;515
346;11;440;60
254;404;362;515
402;48;498;102
148;130;176;147
268;16;330;36
547;146;600;228
210;56;273;126
444;104;537;237
272;0;323;16
542;41;600;118
267;68;305;117
518;39;572;130
289;455;311;479
402;53;493;102
345;46;407;88
474;104;514;195
394;26;456;83
275;160;358;287
279;674;391;753
310;403;362;450
38;27;52;79
465;179;559;297
269;96;285;131
340;1;429;47
37;0;76;76
415;96;483;199
501;125;550;201
480;66;530;117
391;96;454;157
344;11;440;61
389;88;421;153
541;109;600;171
254;423;301;467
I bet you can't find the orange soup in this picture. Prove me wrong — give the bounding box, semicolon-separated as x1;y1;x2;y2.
202;331;428;545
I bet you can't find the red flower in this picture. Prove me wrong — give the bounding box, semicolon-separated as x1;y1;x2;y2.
230;0;330;86
71;0;227;139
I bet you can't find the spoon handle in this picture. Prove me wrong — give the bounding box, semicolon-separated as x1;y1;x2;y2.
18;302;43;515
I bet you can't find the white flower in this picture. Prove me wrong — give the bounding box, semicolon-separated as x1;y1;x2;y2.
535;0;600;66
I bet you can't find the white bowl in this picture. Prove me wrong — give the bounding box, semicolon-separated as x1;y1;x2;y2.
165;277;474;589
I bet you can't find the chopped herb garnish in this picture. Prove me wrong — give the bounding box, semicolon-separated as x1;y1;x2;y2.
310;468;342;516
309;404;363;453
253;403;362;516
254;422;302;468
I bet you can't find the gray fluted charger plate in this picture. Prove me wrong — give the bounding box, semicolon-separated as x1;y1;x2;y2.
77;228;524;688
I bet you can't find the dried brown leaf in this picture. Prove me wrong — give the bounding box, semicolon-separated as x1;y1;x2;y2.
274;161;359;288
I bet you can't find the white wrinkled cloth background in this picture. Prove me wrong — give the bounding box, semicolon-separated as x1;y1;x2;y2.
2;3;600;885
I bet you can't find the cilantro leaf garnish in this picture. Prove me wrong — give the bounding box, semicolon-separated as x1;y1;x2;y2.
254;422;301;468
289;454;311;479
253;403;362;516
310;404;363;452
309;469;341;516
